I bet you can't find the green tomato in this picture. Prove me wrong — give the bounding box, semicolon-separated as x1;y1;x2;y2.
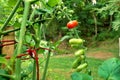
72;57;81;69
80;55;85;60
76;63;88;72
69;38;84;45
74;49;85;57
70;44;80;47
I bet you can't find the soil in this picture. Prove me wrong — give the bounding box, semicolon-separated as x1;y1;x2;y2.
51;51;115;60
41;40;116;59
55;40;116;59
86;51;115;59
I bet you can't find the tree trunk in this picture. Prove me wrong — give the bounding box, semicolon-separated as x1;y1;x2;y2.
92;12;97;38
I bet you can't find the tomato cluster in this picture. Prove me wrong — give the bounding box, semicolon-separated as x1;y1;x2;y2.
67;20;78;29
69;38;88;72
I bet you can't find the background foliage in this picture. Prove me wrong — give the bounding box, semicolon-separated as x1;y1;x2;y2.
0;0;120;42
0;0;120;80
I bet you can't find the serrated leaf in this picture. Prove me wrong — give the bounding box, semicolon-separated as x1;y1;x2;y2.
98;58;120;80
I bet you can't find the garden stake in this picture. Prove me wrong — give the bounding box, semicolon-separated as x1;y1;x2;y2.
15;1;30;80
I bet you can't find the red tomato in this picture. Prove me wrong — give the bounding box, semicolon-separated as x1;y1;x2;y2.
67;20;78;29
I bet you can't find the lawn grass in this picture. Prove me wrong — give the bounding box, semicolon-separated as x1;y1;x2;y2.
87;40;119;57
40;39;119;80
43;56;104;80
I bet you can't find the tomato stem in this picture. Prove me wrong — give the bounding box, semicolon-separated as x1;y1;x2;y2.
0;73;15;79
36;47;51;51
0;0;22;32
59;8;71;21
36;57;39;80
5;54;29;59
42;49;51;80
1;28;20;35
32;60;37;80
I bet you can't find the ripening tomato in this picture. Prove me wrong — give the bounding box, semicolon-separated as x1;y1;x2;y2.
67;20;78;29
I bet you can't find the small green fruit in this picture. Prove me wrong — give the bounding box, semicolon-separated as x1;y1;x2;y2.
80;55;85;60
69;38;84;45
76;63;88;72
74;49;85;57
72;57;81;69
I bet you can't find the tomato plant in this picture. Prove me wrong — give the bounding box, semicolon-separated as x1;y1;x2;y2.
0;0;69;80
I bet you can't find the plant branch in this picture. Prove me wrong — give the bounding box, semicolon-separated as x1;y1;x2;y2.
92;12;97;38
5;54;28;59
1;28;20;35
0;73;14;79
0;0;22;31
32;60;37;80
42;49;51;80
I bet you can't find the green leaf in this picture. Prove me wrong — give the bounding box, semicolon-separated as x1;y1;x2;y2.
30;40;35;47
8;0;17;6
53;35;70;49
0;69;9;80
25;34;32;43
98;58;120;80
71;72;93;80
35;6;54;14
0;57;7;65
71;72;82;80
47;0;61;7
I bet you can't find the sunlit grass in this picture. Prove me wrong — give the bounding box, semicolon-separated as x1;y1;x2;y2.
40;39;119;80
43;56;104;80
87;40;119;57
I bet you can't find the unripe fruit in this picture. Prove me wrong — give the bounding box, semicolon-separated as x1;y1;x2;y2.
69;38;84;45
74;49;85;57
80;55;85;60
72;57;81;69
76;63;88;72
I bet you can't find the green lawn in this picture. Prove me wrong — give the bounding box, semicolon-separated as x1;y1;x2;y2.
40;40;119;80
43;56;104;80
